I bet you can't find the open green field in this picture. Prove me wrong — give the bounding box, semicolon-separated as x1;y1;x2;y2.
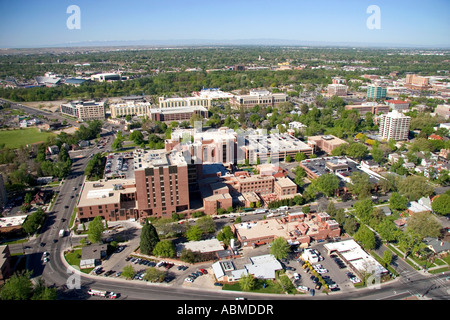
0;128;55;149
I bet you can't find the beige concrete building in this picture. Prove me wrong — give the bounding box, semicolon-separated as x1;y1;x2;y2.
60;101;105;121
378;110;411;141
230;89;288;109
158;96;212;109
110;101;151;118
327;84;348;97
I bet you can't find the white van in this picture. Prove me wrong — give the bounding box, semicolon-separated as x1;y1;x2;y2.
254;209;267;214
278;206;289;211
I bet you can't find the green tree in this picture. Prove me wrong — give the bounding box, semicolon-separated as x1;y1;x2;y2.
196;215;216;234
87;216;104;243
347;172;372;199
239;274;256;291
343;217;358;235
129;130;144;145
186;225;203;241
311;173;340;197
354;225;376;250
376;219;400;243
0;272;33;300
382;250;393;267
407;212;442;238
122;265;136;280
295;152;307;162
431;194;450;215
353;199;374;224
346;143;369;160
22;208;45;235
153;240;176;258
216;226;235;247
269;237;290;260
389;192;408;211
140;219;160;255
143;267;167;283
397;176;434;201
31;278;58;300
285;155;292;163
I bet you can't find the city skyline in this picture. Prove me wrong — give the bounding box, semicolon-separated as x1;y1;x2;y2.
0;0;449;48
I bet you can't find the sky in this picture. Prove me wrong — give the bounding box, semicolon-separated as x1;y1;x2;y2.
0;0;449;48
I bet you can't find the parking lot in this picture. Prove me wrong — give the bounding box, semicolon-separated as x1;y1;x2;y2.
284;243;362;295
85;219;361;295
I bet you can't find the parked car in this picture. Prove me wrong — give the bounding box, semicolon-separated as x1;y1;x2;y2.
350;277;361;284
293;273;300;280
214;282;223;287
200;268;208;274
185;277;194;283
297;286;309;292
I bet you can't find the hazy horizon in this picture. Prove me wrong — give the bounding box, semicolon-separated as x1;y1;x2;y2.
1;0;449;49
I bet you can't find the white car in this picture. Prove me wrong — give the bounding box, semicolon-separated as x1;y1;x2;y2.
297;286;309;292
313;264;323;270
294;273;300;280
317;268;328;274
184;277;194;283
328;283;338;289
350;277;361;284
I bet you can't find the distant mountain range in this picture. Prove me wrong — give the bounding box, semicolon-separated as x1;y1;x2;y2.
3;38;450;50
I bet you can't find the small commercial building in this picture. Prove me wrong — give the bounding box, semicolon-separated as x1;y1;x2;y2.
80;244;107;269
324;239;388;279
212;254;283;282
307;135;348;155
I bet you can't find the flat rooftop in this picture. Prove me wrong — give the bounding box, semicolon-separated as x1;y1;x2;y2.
77;178;136;208
176;238;224;254
133;149;187;170
246;133;312;153
0;215;27;228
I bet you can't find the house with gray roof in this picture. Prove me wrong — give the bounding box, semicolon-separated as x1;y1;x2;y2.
423;238;450;256
80;244;107;269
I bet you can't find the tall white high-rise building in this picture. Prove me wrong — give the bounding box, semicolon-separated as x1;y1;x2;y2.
378;110;411;141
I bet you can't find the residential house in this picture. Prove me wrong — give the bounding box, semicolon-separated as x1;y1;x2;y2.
423;238;450;257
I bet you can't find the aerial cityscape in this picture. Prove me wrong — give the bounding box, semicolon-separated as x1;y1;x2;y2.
0;0;449;310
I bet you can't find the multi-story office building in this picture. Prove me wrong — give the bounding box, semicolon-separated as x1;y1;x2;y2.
77;149;190;221
147;106;208;122
405;74;430;90
134;149;190;218
327;84;348;97
387;100;410;112
243;132;313;164
166;127;238;165
367;85;387;100
378;110;411;141
345;103;390;115
110;101;151;118
60;100;105;121
158;96;212;109
76;179;138;222
230;89;288;109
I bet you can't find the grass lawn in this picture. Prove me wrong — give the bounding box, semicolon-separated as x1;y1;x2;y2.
0;128;55;149
64;248;93;274
222;276;299;295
